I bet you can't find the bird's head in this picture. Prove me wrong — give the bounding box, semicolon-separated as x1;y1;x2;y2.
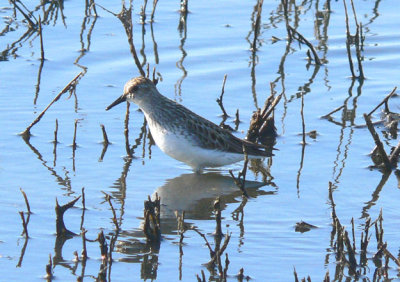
106;76;157;111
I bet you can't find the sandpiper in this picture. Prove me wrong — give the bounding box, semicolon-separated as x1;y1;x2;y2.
106;77;272;171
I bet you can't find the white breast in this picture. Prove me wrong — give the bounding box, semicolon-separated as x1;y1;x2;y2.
144;113;244;171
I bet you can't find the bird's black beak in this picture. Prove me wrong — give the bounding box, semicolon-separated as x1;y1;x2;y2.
106;94;127;111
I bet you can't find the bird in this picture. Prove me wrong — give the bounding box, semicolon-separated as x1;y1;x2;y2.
106;76;272;172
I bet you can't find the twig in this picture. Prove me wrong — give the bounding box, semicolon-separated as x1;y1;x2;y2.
124;102;133;157
234;109;240;130
223;253;229;280
20;188;31;214
12;0;37;28
343;0;355;78
237;268;246;282
344;230;357;269
38;16;44;61
180;0;189;14
247;84;281;142
351;217;356;251
143;194;161;244
140;0;148;24
103;192;119;231
45;254;53;279
216;74;228;119
260;92;283;125
293;267;299;282
382;245;400;267
80;187;86;231
97;231;108;262
287;25;321;65
251;0;264;51
152;67;159;84
322;105;345;118
196;270;206;282
96;3;146;76
72;119;79;151
16;235;28;267
175;210;185;279
367;87;397;116
207;232;231;267
55;196;81;237
21;72;83;139
117;5;146;76
191;227;214;258
350;0;364;79
213;198;223;237
300;93;306;145
19;211;29;238
150;0;158;22
363;113;391;170
81;228;88;259
100;124;110;145
328;182;337;221
229;146;249;198
53;119;59;144
389;140;400;167
53;119;58;166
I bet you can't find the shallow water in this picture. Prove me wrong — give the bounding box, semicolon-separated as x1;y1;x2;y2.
1;0;400;280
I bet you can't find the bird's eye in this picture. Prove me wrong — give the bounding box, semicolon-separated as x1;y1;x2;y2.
130;85;139;92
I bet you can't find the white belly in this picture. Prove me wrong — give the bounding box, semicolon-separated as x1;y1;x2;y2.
145;115;244;171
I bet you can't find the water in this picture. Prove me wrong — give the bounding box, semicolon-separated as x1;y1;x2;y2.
1;0;400;280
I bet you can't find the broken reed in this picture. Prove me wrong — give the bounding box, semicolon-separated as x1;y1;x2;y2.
282;0;321;65
19;188;31;238
295;183;399;281
363;87;399;170
191;197;250;280
55;196;81;237
247;82;280;143
216;74;228;120
100;124;110;145
143;194;161;245
21;72;83;139
343;0;364;79
229;146;250;198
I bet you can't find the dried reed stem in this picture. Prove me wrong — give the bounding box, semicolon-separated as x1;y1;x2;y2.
363;113;391;170
229;146;249;198
287;25;321;65
55;196;81;237
367;87;397;116
20;188;31;214
81;228;88;259
100;124;110;145
45;254;53;279
251;0;264;51
80;187;86;231
12;0;36;28
322;105;345;118
38;16;44;61
53;119;58;144
124;102;133;157
21;72;83;139
300;93;306;145
216;74;228;119
72;119;78;151
343;0;355;77
150;0;158;22
19;211;29;238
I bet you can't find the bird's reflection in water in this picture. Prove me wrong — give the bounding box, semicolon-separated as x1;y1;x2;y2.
154;171;275;221
115;172;276;266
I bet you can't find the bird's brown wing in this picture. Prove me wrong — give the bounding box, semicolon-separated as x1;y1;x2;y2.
175;103;273;157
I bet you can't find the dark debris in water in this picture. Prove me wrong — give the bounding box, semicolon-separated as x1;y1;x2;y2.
295;221;318;233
